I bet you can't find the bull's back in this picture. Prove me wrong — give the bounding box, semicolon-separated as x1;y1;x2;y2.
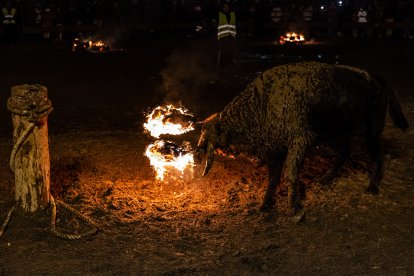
263;62;385;134
221;62;387;153
308;64;386;138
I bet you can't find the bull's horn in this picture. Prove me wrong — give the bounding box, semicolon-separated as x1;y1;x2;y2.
202;142;215;176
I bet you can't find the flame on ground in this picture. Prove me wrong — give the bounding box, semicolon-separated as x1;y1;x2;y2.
279;32;305;45
143;104;195;138
72;38;111;52
145;140;194;181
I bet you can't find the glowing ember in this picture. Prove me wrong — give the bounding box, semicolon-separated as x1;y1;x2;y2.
143;104;195;138
72;38;111;52
279;32;305;45
145;140;194;181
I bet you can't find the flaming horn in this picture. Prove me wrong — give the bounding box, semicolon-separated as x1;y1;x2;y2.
144;104;198;180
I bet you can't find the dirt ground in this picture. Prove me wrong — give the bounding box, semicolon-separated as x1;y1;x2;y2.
0;33;413;275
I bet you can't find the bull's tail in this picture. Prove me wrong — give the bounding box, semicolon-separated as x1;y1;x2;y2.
373;74;409;131
388;88;409;130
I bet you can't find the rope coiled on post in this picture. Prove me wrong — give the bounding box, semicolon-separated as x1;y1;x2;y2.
1;86;100;240
8;106;53;173
9;123;35;173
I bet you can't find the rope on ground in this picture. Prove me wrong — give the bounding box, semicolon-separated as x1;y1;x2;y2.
50;195;100;240
0;204;17;239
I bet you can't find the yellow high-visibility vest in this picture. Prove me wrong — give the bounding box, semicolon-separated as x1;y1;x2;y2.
2;7;16;25
218;11;236;40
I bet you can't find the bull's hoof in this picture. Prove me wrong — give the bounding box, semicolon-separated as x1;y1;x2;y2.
287;206;300;217
259;201;274;212
318;170;334;186
287;201;301;217
291;208;306;224
365;185;379;195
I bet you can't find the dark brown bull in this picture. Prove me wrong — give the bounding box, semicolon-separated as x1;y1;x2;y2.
196;61;408;214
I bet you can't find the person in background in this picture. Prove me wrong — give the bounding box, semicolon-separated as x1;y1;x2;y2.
357;6;368;37
301;2;313;38
271;1;283;37
302;3;313;23
2;0;17;44
327;1;338;37
217;2;236;67
41;4;55;40
34;3;42;26
246;1;257;38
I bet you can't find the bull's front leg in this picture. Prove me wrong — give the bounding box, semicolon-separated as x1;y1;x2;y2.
283;136;313;215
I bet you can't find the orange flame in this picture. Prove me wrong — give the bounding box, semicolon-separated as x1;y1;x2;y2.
72;38;111;52
279;32;305;45
144;104;196;181
143;104;195;138
145;140;194;181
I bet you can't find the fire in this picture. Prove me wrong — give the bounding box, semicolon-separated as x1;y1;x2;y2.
279;32;305;45
143;104;196;181
145;140;194;181
143;104;195;138
72;38;111;52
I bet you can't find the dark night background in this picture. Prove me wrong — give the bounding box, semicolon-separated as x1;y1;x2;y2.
0;0;413;275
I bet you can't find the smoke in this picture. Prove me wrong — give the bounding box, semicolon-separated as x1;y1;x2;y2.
160;38;218;112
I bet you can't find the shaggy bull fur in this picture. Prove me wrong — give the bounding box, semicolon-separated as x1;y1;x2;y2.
196;61;409;214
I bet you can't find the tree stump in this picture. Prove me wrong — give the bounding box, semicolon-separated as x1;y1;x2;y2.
7;84;53;213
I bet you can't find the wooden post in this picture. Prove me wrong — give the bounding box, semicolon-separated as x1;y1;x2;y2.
7;84;52;213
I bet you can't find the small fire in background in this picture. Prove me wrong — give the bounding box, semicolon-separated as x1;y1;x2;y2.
143;104;195;138
279;32;305;45
72;38;112;53
145;140;194;181
144;104;196;181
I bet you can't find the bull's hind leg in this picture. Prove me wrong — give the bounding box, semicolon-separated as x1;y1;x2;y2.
318;143;351;185
365;133;384;194
284;136;313;215
260;153;284;212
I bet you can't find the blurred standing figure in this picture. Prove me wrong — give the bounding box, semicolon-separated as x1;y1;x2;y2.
271;2;283;37
327;1;338;37
357;7;368;23
357;6;368;37
41;4;55;40
246;1;257;38
271;5;282;23
217;3;236;67
301;3;313;38
34;3;42;25
2;1;17;44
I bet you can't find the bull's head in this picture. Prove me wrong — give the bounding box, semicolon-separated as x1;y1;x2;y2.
195;113;222;176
